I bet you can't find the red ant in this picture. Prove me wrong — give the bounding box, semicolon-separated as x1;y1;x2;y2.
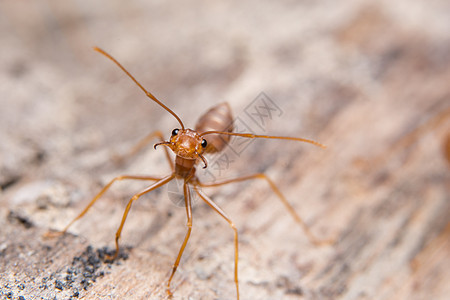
48;47;332;299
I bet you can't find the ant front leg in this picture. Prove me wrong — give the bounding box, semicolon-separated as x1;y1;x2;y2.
106;174;175;261
45;174;165;238
198;173;334;247
166;180;193;296
114;130;174;171
193;185;240;300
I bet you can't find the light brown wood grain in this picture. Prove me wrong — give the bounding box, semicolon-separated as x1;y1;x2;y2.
1;1;449;300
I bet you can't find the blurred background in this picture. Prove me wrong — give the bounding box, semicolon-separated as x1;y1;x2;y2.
0;0;449;299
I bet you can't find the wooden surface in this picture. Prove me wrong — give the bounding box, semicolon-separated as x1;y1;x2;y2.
1;1;449;299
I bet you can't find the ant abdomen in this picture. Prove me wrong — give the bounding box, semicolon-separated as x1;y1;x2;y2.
195;102;233;153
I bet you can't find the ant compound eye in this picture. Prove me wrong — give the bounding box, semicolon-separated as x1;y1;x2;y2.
201;139;207;148
171;128;179;136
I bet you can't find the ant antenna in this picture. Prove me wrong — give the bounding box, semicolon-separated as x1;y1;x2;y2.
200;131;326;148
94;47;185;130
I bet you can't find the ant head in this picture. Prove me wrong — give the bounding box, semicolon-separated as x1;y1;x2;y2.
155;128;208;168
169;128;207;157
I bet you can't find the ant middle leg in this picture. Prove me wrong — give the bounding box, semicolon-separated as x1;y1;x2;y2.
45;174;165;238
198;173;334;246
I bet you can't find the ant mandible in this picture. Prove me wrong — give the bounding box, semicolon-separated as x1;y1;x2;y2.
48;47;333;299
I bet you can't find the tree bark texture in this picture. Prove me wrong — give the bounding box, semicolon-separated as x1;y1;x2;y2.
0;1;449;299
